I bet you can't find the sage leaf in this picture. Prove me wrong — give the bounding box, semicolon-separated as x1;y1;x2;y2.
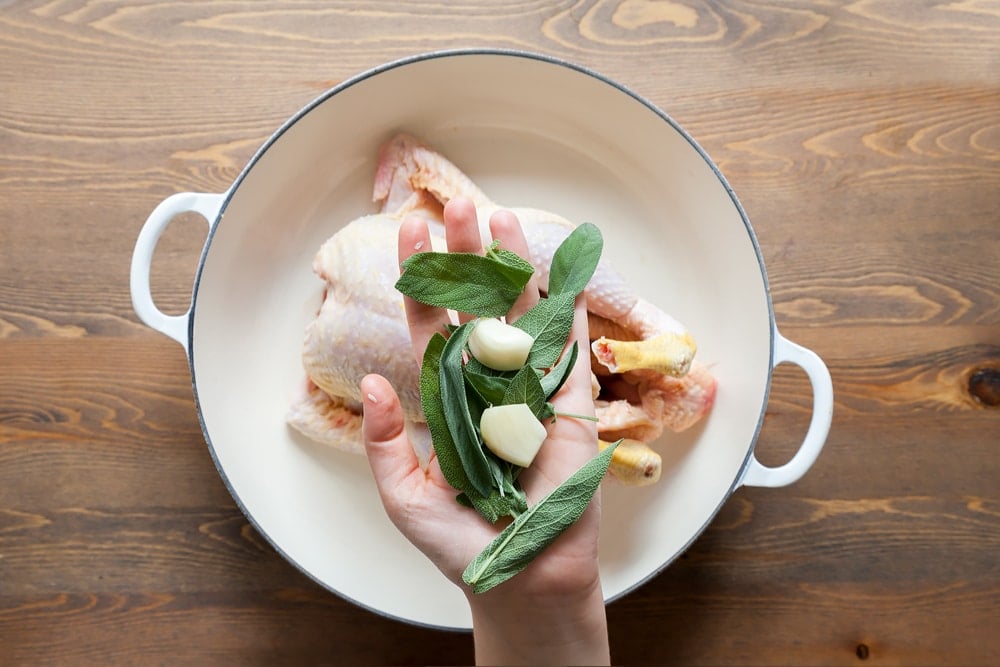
501;463;529;516
462;440;621;594
396;250;533;317
464;381;487;430
485;241;536;287
487;455;507;496
440;322;494;497
458;491;509;523
464;367;512;406
419;333;473;495
540;341;579;400
457;482;527;524
547;223;604;297
512;292;576;369
502;365;547;418
465;357;510;377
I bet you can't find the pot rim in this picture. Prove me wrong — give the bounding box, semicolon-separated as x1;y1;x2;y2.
186;47;777;630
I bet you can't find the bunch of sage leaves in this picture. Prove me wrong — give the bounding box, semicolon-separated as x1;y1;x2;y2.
395;222;621;593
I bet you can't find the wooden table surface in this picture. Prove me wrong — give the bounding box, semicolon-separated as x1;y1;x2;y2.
2;2;997;665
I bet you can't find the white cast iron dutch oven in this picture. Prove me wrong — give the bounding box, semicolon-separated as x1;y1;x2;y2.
131;50;832;630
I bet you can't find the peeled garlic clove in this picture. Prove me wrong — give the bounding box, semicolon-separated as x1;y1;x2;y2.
480;403;547;468
468;318;534;371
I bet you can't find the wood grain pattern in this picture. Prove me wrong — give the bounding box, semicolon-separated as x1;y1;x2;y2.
1;0;998;665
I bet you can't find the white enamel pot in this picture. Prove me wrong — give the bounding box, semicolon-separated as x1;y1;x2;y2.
131;50;833;630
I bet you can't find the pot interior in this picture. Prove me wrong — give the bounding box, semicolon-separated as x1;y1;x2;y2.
190;52;772;629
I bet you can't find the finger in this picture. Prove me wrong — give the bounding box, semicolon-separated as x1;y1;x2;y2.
360;374;422;503
443;197;484;323
560;292;598;416
524;292;597;497
399;214;451;359
489;209;540;321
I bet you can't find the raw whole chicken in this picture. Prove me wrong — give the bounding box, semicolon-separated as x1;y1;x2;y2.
288;134;717;484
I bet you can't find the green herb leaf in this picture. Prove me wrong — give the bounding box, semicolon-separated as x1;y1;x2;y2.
464;381;488;432
439;322;494;497
419;333;473;494
457;483;527;524
540;341;579;400
462;440;621;594
502;365;547;418
465;357;513;377
396;250;533;317
548;223;603;297
512;292;576;369
464;367;512;406
501;462;529;516
486;241;536;287
457;491;508;524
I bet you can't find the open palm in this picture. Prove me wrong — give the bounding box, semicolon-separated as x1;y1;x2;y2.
360;197;602;599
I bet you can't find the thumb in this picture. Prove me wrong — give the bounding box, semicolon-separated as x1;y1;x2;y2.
360;374;420;496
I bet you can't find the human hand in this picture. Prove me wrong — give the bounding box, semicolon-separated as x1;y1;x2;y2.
360;197;609;664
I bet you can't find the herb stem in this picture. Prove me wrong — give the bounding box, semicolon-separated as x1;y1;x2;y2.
553;411;599;422
465;513;527;587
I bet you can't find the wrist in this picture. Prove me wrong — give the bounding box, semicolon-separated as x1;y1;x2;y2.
466;576;610;666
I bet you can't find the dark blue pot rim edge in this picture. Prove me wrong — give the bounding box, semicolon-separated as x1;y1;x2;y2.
183;47;775;632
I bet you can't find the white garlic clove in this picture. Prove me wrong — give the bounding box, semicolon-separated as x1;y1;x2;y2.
467;318;534;371
479;403;547;468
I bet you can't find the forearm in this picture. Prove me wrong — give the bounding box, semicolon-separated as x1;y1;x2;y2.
467;578;610;666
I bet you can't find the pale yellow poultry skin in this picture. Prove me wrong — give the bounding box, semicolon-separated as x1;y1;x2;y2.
288;134;717;484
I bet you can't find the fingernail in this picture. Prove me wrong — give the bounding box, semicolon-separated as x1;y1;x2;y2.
413;240;424;251
366;392;378;404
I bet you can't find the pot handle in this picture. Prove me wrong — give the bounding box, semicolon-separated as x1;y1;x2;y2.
740;333;833;488
129;191;225;353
